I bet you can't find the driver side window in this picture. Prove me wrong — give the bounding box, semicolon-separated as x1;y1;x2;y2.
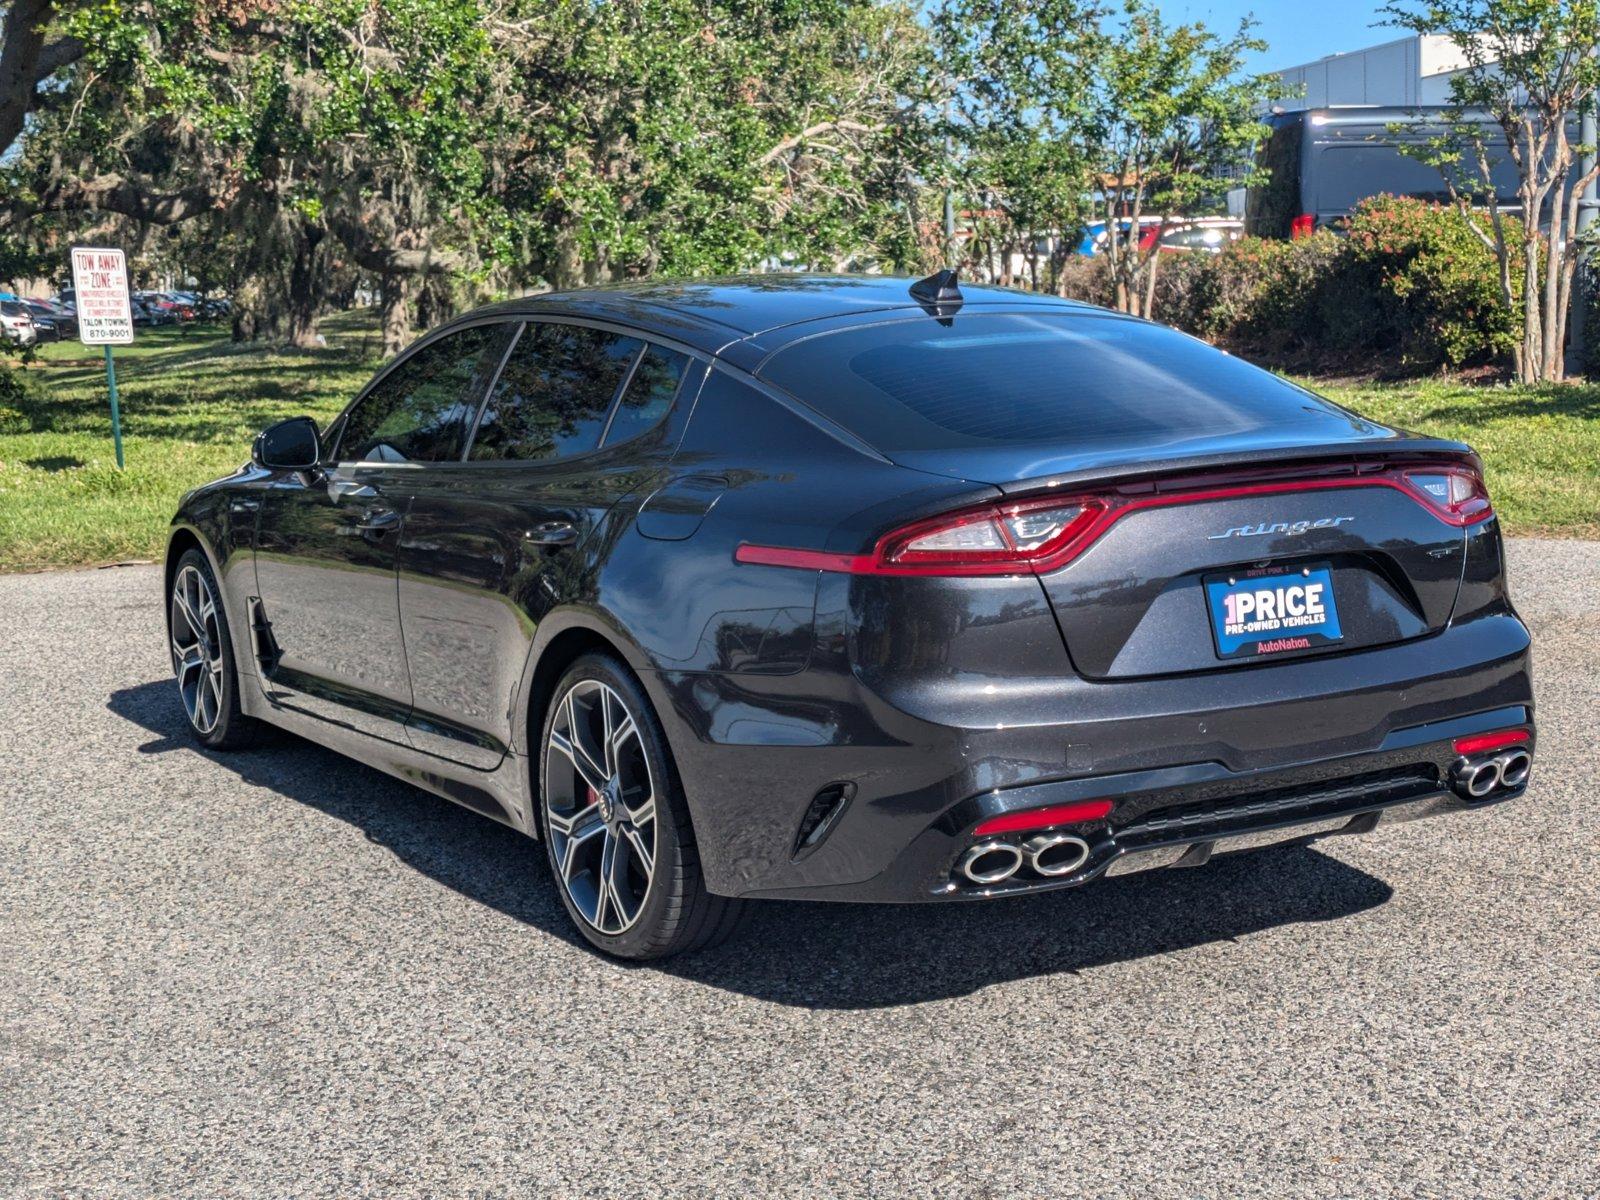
337;323;514;464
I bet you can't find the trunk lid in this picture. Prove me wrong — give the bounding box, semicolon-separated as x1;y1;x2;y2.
1026;460;1469;679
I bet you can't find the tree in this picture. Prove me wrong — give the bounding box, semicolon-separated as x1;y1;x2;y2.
0;0;83;158
4;0;937;351
489;0;934;288
1384;0;1600;383
1087;2;1278;318
931;0;1099;291
2;0;500;348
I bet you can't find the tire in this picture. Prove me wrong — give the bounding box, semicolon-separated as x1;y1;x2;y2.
537;652;747;960
168;547;262;750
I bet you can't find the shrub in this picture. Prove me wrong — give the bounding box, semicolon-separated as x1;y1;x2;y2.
1149;197;1523;373
0;363;28;431
1050;254;1114;307
1342;194;1523;368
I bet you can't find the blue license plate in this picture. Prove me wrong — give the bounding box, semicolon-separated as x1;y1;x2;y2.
1204;564;1343;659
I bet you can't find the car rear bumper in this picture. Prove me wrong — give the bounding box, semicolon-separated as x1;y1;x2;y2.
739;706;1530;902
655;608;1533;902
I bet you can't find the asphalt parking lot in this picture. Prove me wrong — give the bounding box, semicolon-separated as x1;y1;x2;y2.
2;539;1596;1199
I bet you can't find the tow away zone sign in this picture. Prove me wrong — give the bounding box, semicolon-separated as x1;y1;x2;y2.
70;246;135;345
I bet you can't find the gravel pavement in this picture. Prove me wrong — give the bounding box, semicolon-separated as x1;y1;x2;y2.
1;539;1596;1199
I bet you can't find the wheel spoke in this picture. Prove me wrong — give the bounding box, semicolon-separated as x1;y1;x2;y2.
570;690;610;783
557;819;605;883
622;822;655;880
174;642;204;678
550;727;607;794
598;690;617;775
547;797;602;838
607;829;641;926
607;713;637;779
172;589;202;643
595;831;621;930
623;793;654;829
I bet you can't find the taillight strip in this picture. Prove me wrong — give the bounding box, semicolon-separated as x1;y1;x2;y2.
737;471;1492;576
733;545;873;572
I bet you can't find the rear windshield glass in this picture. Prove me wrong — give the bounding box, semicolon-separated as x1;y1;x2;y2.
757;313;1356;454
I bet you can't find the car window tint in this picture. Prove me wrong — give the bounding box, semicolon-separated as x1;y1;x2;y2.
602;345;688;447
339;324;513;463
757;313;1367;454
468;323;642;462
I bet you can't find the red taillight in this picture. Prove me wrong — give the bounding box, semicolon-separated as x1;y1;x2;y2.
973;799;1113;837
1397;462;1494;527
735;457;1497;577
872;497;1108;576
1453;729;1529;755
1290;213;1315;238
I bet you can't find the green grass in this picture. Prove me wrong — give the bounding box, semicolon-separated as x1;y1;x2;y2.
0;313;383;571
2;315;1597;571
1312;377;1600;539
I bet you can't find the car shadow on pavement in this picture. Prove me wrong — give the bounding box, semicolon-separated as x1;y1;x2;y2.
110;679;1394;1010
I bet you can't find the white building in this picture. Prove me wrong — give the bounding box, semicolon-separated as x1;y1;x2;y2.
1273;34;1481;110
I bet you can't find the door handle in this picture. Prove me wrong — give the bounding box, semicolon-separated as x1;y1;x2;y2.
329;480;379;502
523;521;578;547
357;508;401;534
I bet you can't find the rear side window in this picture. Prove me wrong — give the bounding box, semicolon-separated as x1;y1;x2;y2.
602;345;689;447
340;323;514;463
758;313;1363;454
469;322;641;462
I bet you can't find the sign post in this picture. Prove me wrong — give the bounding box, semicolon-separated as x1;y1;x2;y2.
68;247;135;469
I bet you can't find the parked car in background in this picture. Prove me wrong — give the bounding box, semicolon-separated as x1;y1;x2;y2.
22;300;66;341
131;295;175;326
1;299;38;346
1139;217;1244;255
34;299;78;339
163;292;199;320
1075;216;1165;256
134;291;183;323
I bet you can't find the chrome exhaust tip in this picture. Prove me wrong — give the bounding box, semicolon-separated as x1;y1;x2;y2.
1024;833;1092;878
1496;748;1532;788
1457;757;1504;799
959;840;1024;885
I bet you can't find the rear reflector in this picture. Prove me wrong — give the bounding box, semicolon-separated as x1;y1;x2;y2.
974;799;1113;836
1453;729;1529;755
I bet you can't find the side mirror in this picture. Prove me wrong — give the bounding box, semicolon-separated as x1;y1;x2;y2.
253;416;321;471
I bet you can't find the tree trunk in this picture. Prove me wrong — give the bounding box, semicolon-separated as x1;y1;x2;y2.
550;225;584;290
285;222;326;349
1141;247;1161;319
380;272;412;358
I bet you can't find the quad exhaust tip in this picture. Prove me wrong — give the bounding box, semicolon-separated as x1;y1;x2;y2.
1025;833;1091;877
959;840;1025;885
1452;748;1533;800
1498;748;1531;788
959;834;1093;885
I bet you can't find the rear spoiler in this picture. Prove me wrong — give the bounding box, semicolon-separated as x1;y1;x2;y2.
991;436;1474;498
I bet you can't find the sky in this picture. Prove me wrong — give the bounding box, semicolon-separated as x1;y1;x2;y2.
1163;0;1395;73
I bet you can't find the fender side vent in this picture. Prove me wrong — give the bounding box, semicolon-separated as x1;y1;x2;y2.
248;597;282;674
793;782;856;859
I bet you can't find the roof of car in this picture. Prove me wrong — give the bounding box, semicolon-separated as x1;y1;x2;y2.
457;274;1106;361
